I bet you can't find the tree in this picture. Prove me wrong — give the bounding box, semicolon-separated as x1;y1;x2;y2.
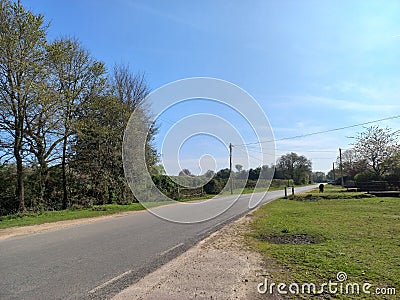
312;171;326;183
276;152;312;185
72;94;129;204
111;64;158;172
178;169;192;176
235;164;243;172
0;0;48;211
215;168;230;179
154;164;166;175
248;168;259;180
72;65;153;205
353;126;399;178
24;83;62;205
204;170;215;178
335;149;368;180
46;37;106;208
326;169;335;181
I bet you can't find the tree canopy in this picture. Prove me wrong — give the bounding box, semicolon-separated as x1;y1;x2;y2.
0;0;157;214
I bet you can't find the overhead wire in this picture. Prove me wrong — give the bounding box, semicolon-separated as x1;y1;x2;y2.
234;114;400;147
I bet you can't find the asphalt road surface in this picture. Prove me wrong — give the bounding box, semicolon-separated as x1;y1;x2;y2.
0;185;317;299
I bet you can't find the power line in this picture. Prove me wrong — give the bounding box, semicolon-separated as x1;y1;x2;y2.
241;147;339;154
234;146;264;163
234;114;400;147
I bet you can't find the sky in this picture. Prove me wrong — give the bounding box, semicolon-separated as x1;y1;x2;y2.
24;0;400;174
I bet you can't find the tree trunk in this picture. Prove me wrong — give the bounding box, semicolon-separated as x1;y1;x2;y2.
15;140;25;212
61;137;68;209
14;116;25;212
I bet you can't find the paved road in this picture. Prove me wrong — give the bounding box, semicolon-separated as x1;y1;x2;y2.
0;185;317;299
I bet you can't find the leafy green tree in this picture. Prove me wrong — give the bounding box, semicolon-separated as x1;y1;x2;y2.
72;65;155;205
0;164;17;214
0;0;47;211
154;164;166;175
312;171;326;183
215;168;230;179
204;170;215;178
72;94;130;204
24;79;63;206
235;164;243;172
276;152;312;185
46;37;106;208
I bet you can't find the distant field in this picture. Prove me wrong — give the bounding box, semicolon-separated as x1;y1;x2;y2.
250;185;399;299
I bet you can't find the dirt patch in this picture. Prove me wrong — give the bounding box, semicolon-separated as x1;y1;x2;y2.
113;213;284;300
258;233;324;245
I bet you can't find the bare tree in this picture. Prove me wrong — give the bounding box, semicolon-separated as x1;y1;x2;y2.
112;64;158;171
353;126;399;178
335;149;368;179
112;64;148;111
179;169;192;177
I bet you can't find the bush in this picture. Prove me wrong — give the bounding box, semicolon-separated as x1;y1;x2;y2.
0;165;18;215
354;170;380;182
204;178;227;194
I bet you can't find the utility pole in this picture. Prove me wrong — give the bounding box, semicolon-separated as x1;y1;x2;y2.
339;148;344;187
229;143;233;194
332;162;336;181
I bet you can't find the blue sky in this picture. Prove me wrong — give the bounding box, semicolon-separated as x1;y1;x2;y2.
25;0;400;173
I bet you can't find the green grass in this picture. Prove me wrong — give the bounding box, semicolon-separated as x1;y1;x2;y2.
250;186;399;299
0;202;167;229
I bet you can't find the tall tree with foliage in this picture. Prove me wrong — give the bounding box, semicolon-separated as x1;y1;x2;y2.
72;65;156;204
24;77;63;206
276;152;312;185
72;94;128;204
46;37;106;208
0;0;47;211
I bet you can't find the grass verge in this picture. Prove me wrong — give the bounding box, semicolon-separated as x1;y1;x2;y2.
249;185;399;299
0;203;155;229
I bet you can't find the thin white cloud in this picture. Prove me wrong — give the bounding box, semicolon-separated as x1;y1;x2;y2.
307;96;398;112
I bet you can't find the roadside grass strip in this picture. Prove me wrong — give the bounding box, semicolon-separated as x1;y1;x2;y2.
250;186;399;299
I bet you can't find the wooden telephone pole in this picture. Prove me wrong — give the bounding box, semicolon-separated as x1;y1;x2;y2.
229;143;233;194
339;148;344;187
332;162;336;181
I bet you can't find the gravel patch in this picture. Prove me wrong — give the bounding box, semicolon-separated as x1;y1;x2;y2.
113;213;283;300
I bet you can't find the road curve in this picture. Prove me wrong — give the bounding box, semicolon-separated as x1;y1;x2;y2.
0;185;317;299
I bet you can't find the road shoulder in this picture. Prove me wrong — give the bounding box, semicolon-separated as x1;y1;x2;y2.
112;212;283;300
